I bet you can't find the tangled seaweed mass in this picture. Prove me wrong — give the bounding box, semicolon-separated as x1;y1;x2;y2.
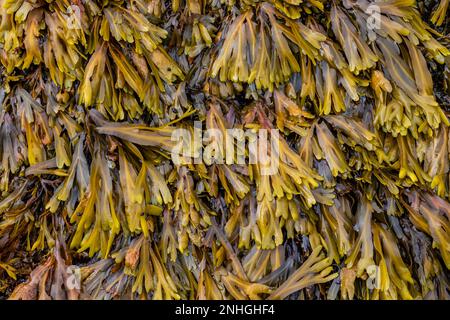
0;0;449;300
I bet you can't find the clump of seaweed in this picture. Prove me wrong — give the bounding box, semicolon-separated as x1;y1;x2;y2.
0;0;449;300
